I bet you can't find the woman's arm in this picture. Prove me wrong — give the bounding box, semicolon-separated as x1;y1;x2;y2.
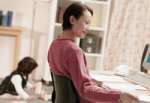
91;78;103;87
119;92;139;103
67;48;121;102
26;82;33;89
11;75;29;99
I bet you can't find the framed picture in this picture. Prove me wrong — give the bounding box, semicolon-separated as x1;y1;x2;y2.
80;34;102;53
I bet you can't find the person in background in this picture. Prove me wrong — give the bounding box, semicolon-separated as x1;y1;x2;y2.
0;57;38;100
48;2;139;103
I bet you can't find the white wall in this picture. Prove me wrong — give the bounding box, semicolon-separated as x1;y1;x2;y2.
0;0;33;27
31;1;52;80
0;0;51;79
0;36;15;77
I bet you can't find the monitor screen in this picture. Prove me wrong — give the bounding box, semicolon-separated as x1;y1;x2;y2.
143;46;150;70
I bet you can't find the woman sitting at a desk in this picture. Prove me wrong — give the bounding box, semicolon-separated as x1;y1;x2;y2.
48;2;139;103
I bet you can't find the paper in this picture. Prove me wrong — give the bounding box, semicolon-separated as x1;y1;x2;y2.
138;95;150;103
103;82;147;92
91;73;128;83
91;72;150;103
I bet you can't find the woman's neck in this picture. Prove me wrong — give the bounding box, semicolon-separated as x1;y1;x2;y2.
59;29;77;41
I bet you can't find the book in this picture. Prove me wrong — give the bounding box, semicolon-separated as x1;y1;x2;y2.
7;11;13;26
0;11;13;26
2;11;7;26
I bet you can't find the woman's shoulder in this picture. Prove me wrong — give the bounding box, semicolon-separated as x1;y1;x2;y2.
11;74;22;81
67;45;84;58
0;71;21;85
10;71;24;80
11;71;21;76
53;38;82;51
11;74;24;85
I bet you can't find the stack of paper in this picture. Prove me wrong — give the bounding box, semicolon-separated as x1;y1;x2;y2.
91;73;128;83
103;82;147;92
138;95;150;103
91;72;150;103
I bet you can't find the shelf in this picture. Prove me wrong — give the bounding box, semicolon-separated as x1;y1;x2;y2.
85;53;102;57
83;0;109;5
53;0;112;70
0;26;23;36
0;26;23;69
55;23;106;32
57;0;109;28
65;0;109;5
55;23;61;27
89;26;105;31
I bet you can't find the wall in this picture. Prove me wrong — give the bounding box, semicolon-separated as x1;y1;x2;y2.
104;0;150;71
0;36;15;77
0;0;51;79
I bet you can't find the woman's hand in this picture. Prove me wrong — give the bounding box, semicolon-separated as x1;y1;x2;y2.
32;82;42;94
119;92;139;103
92;79;103;87
28;95;36;100
39;91;51;101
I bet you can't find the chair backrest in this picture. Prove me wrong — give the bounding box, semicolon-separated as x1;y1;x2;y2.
141;44;150;73
51;72;80;103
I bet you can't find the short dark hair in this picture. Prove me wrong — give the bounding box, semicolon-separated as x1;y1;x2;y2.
16;57;38;75
62;2;93;30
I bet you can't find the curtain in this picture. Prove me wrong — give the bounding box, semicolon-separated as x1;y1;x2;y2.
104;0;150;70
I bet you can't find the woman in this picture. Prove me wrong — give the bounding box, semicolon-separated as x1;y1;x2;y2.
0;57;37;100
48;2;139;103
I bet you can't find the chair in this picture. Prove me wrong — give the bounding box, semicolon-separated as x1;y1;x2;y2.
141;44;150;73
51;72;80;103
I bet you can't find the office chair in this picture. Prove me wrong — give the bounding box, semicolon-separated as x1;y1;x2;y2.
51;72;80;103
141;44;149;73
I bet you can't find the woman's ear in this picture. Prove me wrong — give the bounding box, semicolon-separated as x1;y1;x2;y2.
69;15;76;25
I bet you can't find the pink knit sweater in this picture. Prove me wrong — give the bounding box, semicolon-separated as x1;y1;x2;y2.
48;38;121;103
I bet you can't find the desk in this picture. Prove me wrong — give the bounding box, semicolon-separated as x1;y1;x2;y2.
91;72;150;103
0;26;22;68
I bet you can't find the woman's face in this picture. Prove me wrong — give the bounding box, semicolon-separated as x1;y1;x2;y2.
71;10;92;39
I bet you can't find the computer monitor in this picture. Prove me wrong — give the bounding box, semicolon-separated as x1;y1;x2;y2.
143;46;150;71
